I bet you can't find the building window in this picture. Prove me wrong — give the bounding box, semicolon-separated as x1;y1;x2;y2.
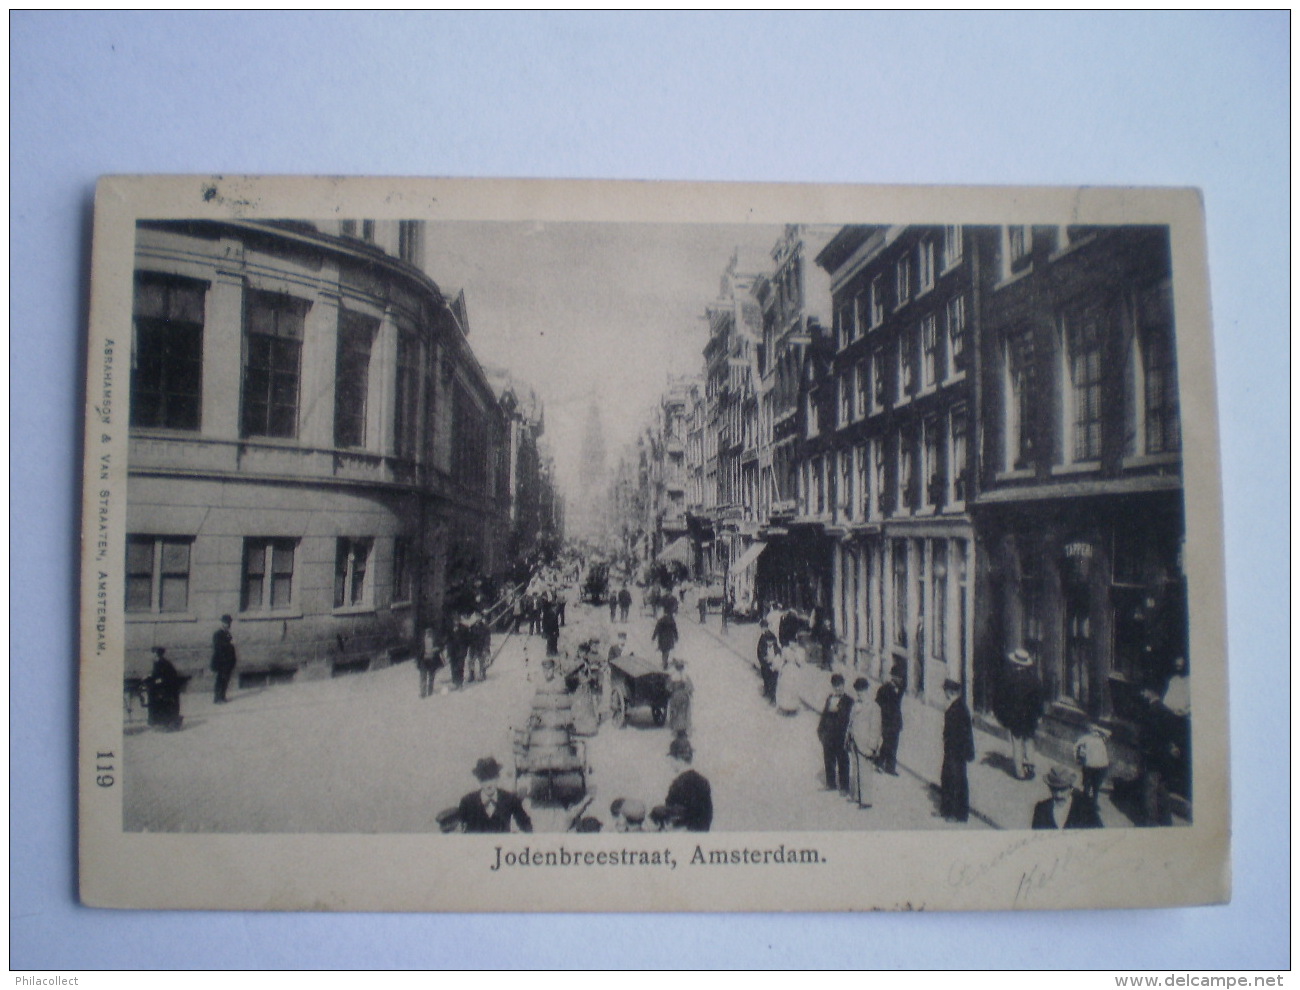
836;301;855;351
873;438;888;517
393;537;413;603
398;220;422;264
871;347;886;412
242;289;308;439
1137;280;1180;454
334;537;373;609
923;417;943;509
898;429;917;512
950;408;969;503
895;255;912;308
898;328;917;398
853;294;866;342
854;359;868;419
1064;302;1106;463
814;456;826;515
340;219;376;242
921;314;940;388
918;238;936;294
942;225;963;271
125;535;192;613
839;372;852;426
1003;225;1033;279
131;273;205;430
242;537;296;612
334;309;377;448
1005;328;1036;470
856;443;869;519
946;294;968;374
394;329;420;459
839;450;853;521
869;276;885;328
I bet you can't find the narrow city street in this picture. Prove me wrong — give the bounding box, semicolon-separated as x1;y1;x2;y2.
124;591;990;834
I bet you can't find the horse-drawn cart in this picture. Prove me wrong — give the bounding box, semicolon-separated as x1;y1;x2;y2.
607;654;671;728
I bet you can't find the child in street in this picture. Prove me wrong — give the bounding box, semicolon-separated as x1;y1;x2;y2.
1075;721;1112;804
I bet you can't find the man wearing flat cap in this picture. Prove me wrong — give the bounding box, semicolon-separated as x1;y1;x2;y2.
457;757;533;833
1031;765;1103;830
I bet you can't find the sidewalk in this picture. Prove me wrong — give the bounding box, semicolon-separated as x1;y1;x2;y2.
696;618;1138;831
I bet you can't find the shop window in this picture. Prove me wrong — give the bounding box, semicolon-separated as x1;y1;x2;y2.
242;538;296;612
931;542;948;662
892;541;909;650
1063;589;1094;708
125;535;192;613
333;309;377;448
334;537;373;609
242;289;308;439
131;273;206;431
1019;549;1045;663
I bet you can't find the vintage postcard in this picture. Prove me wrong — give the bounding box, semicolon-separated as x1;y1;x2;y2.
79;176;1228;911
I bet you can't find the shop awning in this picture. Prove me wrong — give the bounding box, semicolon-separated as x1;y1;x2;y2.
728;540;767;576
656;536;693;565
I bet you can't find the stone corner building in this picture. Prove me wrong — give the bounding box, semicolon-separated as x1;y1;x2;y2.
125;219;552;681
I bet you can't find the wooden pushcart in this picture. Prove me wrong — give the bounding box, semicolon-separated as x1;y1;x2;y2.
607;654;671;728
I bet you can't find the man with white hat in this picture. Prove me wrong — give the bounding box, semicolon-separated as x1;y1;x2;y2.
992;647;1045;781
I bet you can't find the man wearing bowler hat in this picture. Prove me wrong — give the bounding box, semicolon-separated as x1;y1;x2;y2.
456;757;533;834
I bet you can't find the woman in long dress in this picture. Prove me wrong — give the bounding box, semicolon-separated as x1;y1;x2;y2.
774;641;802;715
666;658;693;735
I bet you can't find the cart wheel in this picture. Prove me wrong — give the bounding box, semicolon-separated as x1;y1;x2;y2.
610;689;627;728
652;706;666;726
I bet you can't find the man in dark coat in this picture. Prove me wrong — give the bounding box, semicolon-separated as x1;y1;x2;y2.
1032;766;1103;829
652;611;679;670
445;610;470;689
457;757;533;834
875;672;905;775
992;647;1045;780
210;614;236;703
618;586;632;623
939;679;975;822
541;596;561;657
756;619;779;701
146;647;184;730
817;674;854;794
664;733;712;832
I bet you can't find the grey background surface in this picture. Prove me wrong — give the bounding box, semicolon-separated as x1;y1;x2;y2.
11;11;1287;970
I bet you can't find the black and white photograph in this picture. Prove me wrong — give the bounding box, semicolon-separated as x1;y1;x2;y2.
78;176;1225;913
